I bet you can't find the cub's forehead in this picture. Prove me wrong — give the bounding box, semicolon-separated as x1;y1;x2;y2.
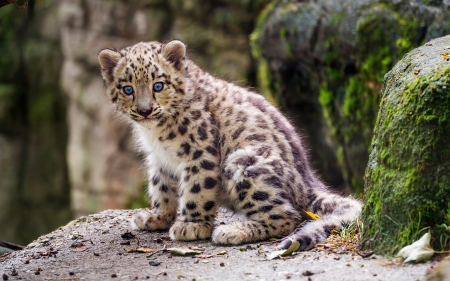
118;42;164;83
122;42;163;58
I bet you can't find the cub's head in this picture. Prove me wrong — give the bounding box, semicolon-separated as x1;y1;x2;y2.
98;40;187;127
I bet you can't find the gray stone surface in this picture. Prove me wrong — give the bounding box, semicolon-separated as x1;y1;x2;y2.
0;210;435;281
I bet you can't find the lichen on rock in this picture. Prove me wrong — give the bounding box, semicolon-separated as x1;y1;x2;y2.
360;35;450;255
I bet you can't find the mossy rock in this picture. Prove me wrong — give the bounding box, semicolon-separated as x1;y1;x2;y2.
250;0;450;193
360;35;450;255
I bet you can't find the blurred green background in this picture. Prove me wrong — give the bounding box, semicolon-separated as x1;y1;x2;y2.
0;0;449;245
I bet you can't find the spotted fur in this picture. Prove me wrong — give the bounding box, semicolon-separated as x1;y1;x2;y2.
98;40;361;250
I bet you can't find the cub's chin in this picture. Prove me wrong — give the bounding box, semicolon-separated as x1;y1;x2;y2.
135;118;157;127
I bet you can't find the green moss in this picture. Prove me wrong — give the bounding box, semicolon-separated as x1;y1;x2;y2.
356;4;420;81
318;82;336;136
250;0;280;104
335;146;346;178
323;46;339;65
319;83;333;107
23;39;64;123
319;76;376;192
249;0;277;59
278;26;293;58
29;92;56;121
316;2;425;194
361;62;450;254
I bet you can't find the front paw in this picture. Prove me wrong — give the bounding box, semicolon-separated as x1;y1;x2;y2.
130;209;174;231
169;221;213;241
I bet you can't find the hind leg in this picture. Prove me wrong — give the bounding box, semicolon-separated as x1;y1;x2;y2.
212;205;298;245
213;147;301;245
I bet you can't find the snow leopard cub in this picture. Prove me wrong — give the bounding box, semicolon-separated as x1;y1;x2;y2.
98;40;361;250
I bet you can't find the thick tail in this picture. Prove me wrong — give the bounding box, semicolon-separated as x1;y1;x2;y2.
280;189;362;250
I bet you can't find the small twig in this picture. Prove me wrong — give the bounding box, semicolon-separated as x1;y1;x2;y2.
189;246;205;251
0;240;24;251
356;250;374;258
146;244;167;258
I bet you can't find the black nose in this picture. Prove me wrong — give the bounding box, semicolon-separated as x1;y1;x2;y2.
137;108;152;118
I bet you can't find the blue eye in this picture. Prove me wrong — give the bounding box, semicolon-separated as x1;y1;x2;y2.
153;82;164;92
123;86;134;95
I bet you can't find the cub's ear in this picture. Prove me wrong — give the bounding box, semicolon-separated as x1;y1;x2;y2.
162;40;186;70
98;49;121;83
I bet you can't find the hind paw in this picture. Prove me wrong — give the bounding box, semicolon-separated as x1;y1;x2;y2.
211;224;248;245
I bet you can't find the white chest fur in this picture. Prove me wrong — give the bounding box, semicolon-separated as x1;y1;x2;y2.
133;125;185;177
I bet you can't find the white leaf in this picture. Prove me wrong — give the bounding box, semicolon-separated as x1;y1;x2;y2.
397;232;435;263
404;246;434;263
266;238;300;260
265;249;287;260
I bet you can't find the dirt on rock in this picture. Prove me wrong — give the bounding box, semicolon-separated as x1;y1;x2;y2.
0;210;436;281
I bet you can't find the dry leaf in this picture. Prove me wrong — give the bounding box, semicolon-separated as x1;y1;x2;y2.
168;248;203;256
127;247;153;253
440;53;450;61
195;250;227;259
195;254;213;259
301;209;321;220
72;248;86;252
